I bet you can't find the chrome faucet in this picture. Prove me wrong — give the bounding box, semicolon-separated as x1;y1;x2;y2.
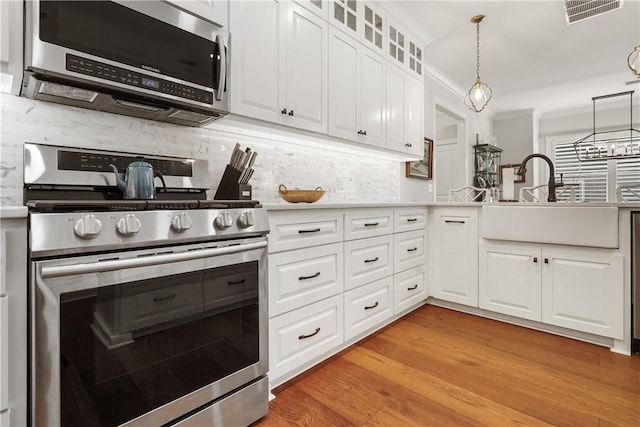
517;153;562;202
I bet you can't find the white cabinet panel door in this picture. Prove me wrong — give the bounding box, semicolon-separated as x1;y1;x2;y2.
229;0;283;123
359;49;385;148
344;277;392;340
385;66;404;151
328;27;359;140
431;209;478;307
269;243;344;316
479;242;542;321
403;75;423;157
394;266;426;315
269;295;343;382
0;297;6;413
285;4;328;133
542;248;624;339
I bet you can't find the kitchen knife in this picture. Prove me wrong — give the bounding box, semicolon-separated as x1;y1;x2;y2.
239;151;257;183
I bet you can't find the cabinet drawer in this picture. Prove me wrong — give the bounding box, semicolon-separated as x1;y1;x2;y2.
0;297;6;412
394;209;427;233
344;209;393;241
269;243;344;317
344;235;393;290
394;229;426;273
344;277;392;340
269;295;344;382
268;211;343;253
204;263;258;313
394;266;426;315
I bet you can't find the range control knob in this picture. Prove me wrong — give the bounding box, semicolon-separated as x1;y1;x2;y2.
74;214;102;239
171;212;192;232
237;211;255;228
214;212;233;230
116;214;142;236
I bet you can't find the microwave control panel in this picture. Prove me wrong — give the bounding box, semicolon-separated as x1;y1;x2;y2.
66;54;214;105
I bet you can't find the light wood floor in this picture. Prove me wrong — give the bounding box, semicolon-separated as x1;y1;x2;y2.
256;305;640;426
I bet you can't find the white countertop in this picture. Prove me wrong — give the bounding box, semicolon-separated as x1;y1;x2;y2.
263;201;640;210
0;206;28;219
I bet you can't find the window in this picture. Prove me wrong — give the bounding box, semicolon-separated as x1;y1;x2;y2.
553;141;640;202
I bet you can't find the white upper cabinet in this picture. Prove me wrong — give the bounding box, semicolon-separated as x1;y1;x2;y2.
330;1;386;57
330;0;359;35
165;0;228;27
295;0;330;19
230;0;328;133
229;1;283;123
0;0;23;94
385;65;423;156
387;17;423;79
285;3;329;133
328;27;384;147
230;0;423;157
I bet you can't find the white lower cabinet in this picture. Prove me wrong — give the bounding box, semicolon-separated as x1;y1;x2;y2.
479;241;542;321
542;246;623;339
344;234;393;290
269;243;343;317
344;277;392;340
430;207;478;307
394;265;426;315
480;241;624;339
394;229;425;272
269;295;344;382
0;297;7;416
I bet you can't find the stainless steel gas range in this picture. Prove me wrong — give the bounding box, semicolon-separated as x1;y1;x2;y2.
24;143;270;427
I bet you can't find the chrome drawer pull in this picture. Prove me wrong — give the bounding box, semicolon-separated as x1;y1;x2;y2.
407;284;418;291
364;222;379;227
153;293;177;303
298;228;321;234
407;247;418;252
228;279;246;285
364;301;379;310
298;271;321;280
298;327;321;340
407;218;418;222
364;257;379;263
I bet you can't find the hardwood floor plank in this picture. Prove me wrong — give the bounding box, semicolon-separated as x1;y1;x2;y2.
257;306;640;427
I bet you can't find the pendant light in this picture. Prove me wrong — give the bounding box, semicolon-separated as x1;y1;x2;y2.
628;45;640;77
464;15;492;113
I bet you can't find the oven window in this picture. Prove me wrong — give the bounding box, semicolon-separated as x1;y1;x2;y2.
59;261;259;427
39;1;217;88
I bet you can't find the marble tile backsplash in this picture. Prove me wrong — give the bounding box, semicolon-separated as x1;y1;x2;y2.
0;95;400;205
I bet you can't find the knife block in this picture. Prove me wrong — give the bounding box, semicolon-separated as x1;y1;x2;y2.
214;165;252;200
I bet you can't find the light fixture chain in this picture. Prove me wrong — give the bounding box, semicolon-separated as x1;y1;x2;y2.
476;21;481;81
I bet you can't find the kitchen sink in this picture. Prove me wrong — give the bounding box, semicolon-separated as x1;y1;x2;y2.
481;205;619;248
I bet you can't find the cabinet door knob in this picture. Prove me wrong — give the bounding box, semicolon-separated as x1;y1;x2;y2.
281;108;287;115
533;257;538;263
544;258;549;264
288;110;294;116
405;143;412;147
363;130;367;136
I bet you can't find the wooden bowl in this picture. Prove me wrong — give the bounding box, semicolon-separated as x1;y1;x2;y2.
278;184;325;203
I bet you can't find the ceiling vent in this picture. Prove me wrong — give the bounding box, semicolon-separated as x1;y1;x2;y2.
564;0;622;24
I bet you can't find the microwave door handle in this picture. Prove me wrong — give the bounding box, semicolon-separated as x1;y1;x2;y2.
215;33;226;101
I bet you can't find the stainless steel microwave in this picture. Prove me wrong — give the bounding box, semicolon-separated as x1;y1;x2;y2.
22;0;229;126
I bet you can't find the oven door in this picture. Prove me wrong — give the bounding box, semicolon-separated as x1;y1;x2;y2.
30;237;268;427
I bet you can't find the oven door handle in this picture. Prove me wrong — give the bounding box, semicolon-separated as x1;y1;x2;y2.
40;241;267;278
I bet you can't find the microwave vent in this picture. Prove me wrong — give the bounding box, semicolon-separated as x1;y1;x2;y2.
38;82;99;102
167;109;222;125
